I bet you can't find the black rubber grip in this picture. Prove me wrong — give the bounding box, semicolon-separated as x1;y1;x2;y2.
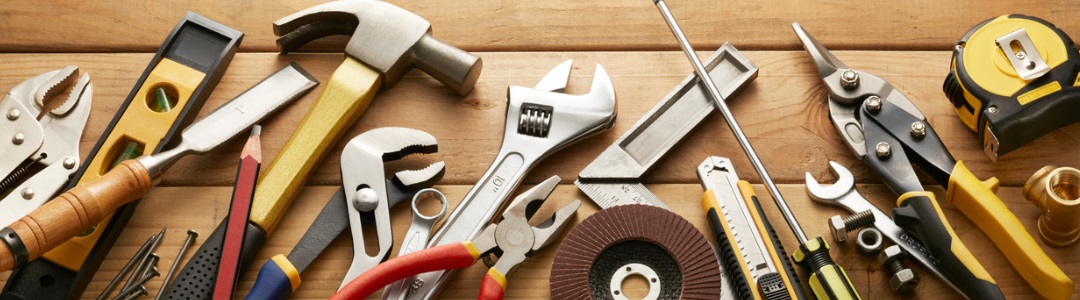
750;195;806;300
161;220;266;300
893;195;1004;300
705;207;754;300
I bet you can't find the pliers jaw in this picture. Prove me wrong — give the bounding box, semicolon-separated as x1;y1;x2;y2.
472;175;582;276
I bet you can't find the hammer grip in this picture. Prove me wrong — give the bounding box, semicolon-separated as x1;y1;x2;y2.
412;35;482;96
0;159;152;271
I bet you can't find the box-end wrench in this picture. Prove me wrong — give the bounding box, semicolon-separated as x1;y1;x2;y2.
805;161;963;296
407;60;617;299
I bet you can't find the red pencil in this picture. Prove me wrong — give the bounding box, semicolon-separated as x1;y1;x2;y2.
213;125;262;299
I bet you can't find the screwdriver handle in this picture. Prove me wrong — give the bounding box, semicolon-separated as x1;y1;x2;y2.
0;159;152;271
892;191;1004;300
738;181;807;300
947;161;1073;300
791;237;861;300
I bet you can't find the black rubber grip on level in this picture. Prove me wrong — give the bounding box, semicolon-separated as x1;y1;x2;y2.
706;207;754;299
893;195;1004;300
161;219;266;300
750;195;806;300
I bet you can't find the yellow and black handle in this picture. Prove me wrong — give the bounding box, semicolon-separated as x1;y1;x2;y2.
702;181;806;300
791;237;860;300
945;14;1080;157
892;191;1004;299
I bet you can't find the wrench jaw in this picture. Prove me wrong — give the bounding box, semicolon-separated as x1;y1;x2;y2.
804;161;857;203
504;62;617;160
337;127;440;291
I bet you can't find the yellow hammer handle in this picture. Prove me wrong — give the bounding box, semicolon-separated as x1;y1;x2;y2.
946;161;1074;300
249;57;382;235
0;160;152;271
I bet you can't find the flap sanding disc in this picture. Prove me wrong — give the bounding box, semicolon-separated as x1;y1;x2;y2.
549;204;722;299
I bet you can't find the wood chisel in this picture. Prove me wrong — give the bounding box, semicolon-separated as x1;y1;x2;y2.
212;126;262;299
1;13;243;300
0;64;318;273
698;157;806;300
944;15;1080;160
654;2;861;299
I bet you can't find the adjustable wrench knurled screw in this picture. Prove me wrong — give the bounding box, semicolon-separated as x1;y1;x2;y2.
828;210;875;243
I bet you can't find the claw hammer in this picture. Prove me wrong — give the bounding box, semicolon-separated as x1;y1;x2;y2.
161;1;482;298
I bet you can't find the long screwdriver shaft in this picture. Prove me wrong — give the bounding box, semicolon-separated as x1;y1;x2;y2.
653;0;808;242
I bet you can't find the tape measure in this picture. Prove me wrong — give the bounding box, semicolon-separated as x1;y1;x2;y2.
944;15;1080;160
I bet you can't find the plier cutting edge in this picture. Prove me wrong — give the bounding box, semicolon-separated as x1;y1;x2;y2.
0;66;92;226
332;175;581;300
793;23;1073;299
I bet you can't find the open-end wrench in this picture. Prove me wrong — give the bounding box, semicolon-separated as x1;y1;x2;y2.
805;161;962;296
407;60;617;300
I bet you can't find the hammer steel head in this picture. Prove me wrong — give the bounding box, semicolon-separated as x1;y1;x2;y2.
274;0;482;95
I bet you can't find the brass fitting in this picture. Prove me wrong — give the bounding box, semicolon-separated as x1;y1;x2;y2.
1023;165;1080;247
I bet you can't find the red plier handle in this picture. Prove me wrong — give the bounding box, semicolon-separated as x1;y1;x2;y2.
331;241;508;300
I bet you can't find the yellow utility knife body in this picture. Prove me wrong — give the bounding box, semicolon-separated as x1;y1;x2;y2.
698;157;806;300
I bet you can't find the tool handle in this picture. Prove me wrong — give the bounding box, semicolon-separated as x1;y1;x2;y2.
892;191;1004;299
333;242;479;300
478;269;507;300
791;237;861;300
250;57;381;235
701;189;755;299
0;159;151;271
246;254;301;300
738;181;807;300
946;161;1074;299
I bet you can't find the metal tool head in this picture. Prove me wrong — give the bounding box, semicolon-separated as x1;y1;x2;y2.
1;66;92;163
274;0;481;95
475;175;581;276
504;60;617;156
339;127;440;290
805;161;856;202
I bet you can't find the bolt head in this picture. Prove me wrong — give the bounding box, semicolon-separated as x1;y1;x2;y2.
910;121;926;138
840;70;860;89
889;268;919;293
63;157;77;169
7;108;20;120
987;106;998;114
864;96;882;113
20;188;34;200
874;142;892;157
879;245;905;265
828;215;848;243
186;229;198;238
354;188;380;212
12;133;24;145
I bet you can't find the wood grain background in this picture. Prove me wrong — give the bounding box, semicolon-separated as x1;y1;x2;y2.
0;0;1077;299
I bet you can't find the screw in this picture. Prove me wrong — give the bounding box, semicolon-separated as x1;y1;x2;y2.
114;267;159;300
828;210;876;243
123;229;165;293
20;188;33;200
987;106;998;114
7;108;19;120
880;245;919;293
840;69;860;89
1016;51;1027;60
121;286;148;300
12;133;24;145
96;233;158;300
910;121;926;138
156;230;198;300
864;96;882;113
63;157;77;169
875;142;892;157
123;253;157;292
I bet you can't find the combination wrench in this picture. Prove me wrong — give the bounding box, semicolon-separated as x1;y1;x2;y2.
407;60;617;299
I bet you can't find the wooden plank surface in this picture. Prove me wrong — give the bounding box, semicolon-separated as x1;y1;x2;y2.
2;1;1080;52
1;1;1079;299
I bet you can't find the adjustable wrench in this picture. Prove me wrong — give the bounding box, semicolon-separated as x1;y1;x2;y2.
805;161;961;295
408;60;617;299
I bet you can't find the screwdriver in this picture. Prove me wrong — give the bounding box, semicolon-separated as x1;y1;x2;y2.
652;1;861;299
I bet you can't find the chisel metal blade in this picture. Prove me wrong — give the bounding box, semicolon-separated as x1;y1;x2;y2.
576;43;758;209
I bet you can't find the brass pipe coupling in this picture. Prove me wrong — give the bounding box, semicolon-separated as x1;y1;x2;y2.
1023;165;1080;247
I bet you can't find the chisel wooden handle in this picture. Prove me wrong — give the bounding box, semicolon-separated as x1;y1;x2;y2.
0;159;151;271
